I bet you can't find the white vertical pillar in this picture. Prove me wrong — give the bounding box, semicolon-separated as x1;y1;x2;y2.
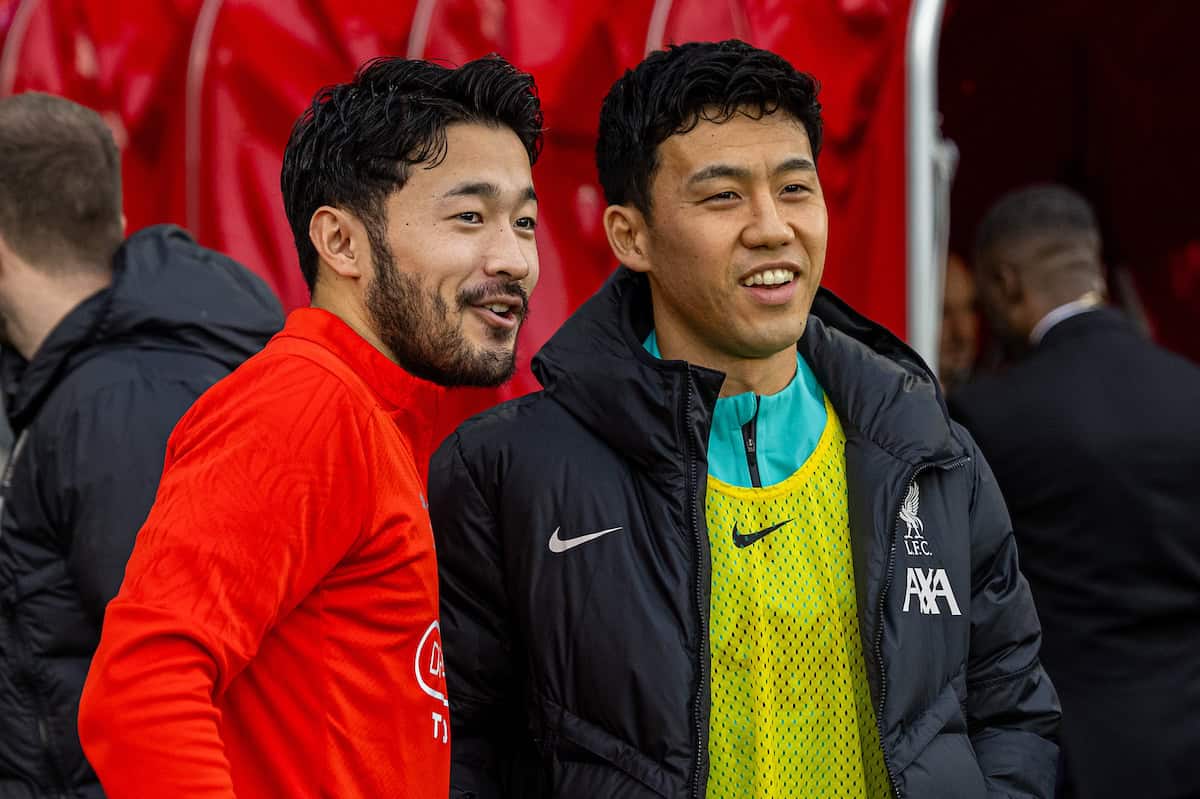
906;0;951;374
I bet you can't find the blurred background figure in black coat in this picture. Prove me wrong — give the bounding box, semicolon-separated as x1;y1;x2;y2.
950;184;1200;799
0;92;283;798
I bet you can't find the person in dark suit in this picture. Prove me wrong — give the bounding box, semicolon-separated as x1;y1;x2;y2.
950;184;1200;799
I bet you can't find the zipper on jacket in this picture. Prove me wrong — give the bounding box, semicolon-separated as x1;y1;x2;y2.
684;367;710;799
0;429;29;540
873;466;930;798
6;597;71;797
740;396;762;488
874;481;904;799
1;430;71;797
874;456;970;798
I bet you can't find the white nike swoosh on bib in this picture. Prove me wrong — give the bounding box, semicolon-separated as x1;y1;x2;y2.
548;526;623;553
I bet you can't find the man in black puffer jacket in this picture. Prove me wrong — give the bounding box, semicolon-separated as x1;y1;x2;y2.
0;93;283;798
430;42;1059;798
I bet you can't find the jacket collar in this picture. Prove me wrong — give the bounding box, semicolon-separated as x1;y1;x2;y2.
1029;293;1103;346
275;308;446;469
2;225;284;434
1035;305;1129;350
799;291;965;467
2;289;110;432
533;267;965;469
532;268;721;473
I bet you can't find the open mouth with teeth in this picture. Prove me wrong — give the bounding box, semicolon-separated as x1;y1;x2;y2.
741;268;796;287
470;300;523;329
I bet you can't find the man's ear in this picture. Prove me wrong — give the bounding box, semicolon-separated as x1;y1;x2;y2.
309;206;369;282
996;261;1025;304
603;204;652;274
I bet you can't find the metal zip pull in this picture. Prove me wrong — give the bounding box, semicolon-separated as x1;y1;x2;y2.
740;395;762;488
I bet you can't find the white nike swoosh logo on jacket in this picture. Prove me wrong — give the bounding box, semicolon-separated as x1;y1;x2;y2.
547;526;623;553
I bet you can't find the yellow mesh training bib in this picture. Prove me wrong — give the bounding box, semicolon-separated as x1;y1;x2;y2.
704;401;891;798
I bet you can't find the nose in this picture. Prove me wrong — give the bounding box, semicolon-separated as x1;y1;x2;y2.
741;194;795;250
483;224;536;284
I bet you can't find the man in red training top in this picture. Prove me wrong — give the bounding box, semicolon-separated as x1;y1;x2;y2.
77;55;543;798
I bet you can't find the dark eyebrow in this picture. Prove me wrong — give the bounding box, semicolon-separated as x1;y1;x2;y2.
443;181;538;205
443;181;501;200
687;164;752;186
774;157;816;175
687;158;815;187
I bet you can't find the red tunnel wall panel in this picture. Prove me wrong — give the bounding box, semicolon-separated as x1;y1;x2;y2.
747;0;909;339
2;0;202;237
1;1;19;53
1;0;916;439
192;0;420;313
646;0;910;337
411;0;663;427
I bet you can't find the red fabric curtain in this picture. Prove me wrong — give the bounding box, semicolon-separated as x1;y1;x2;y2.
1;0;202;235
0;0;914;437
0;1;18;52
192;0;421;313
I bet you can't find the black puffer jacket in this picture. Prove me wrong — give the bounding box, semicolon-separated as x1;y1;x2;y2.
0;225;283;798
430;268;1060;798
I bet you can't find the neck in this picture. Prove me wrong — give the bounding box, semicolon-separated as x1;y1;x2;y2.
6;270;111;360
717;350;798;396
310;284;398;365
655;330;797;397
1025;289;1103;344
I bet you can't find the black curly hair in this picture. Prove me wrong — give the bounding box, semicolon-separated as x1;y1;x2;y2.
281;55;543;293
596;39;822;216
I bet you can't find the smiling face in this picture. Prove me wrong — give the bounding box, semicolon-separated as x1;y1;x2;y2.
364;122;540;386
616;110;828;383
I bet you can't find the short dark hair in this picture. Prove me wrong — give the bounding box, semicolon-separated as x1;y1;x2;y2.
974;183;1100;264
596;39;823;215
0;92;123;271
281;55;543;293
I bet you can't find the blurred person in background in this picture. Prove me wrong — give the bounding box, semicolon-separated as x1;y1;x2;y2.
939;252;979;394
431;40;1059;799
78;55;542;799
0;92;282;799
950;184;1200;799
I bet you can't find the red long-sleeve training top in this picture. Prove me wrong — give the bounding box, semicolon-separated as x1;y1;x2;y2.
78;308;450;798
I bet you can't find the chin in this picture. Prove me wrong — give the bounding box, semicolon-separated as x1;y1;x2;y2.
464;328;518;358
479;344;517;368
469;339;520;380
755;325;808;354
468;353;518;388
730;338;802;361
